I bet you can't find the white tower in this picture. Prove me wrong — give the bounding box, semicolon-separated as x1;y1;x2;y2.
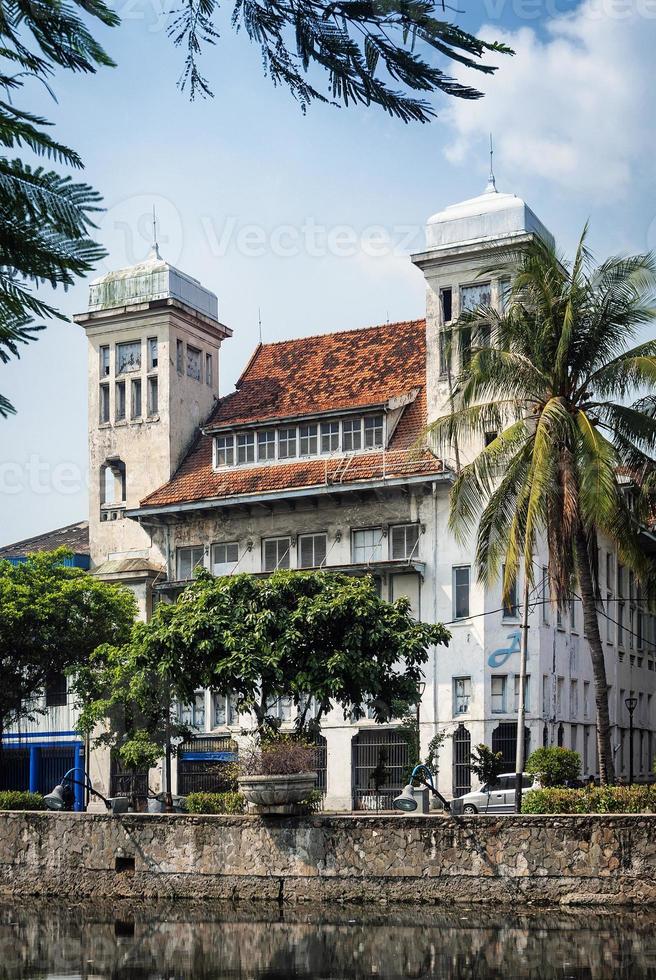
75;245;232;612
411;177;554;460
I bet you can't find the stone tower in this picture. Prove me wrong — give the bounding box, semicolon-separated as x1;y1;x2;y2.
75;246;231;610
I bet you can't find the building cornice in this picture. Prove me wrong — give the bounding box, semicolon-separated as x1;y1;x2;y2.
127;470;453;524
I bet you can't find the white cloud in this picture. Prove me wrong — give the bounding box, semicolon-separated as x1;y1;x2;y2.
444;0;656;198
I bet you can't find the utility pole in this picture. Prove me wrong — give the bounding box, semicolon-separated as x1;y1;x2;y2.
514;573;531;812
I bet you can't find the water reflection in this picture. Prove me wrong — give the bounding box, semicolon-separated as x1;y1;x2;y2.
0;899;655;979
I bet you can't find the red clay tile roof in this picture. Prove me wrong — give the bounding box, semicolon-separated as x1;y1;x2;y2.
207;318;428;428
140;319;445;509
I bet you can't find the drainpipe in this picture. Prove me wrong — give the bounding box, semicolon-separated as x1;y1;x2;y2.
432;485;440;744
514;570;531;812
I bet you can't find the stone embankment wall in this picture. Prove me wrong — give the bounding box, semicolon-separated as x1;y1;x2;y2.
1;812;655;906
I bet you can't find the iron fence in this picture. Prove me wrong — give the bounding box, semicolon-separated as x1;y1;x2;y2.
491;723;531;771
0;748;29;791
352;729;409;811
452;724;472;798
177;735;238;795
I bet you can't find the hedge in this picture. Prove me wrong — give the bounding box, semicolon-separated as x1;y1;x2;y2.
184;789;324;815
185;792;246;814
0;791;45;811
522;785;656;814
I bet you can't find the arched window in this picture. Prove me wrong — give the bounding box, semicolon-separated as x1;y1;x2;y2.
100;458;126;506
452;723;471;798
492;723;531;771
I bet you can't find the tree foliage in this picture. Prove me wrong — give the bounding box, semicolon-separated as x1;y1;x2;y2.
468;743;503;785
74;569;449;765
169;0;512;120
525;747;581;788
0;549;135;738
0;1;116;416
431;229;656;784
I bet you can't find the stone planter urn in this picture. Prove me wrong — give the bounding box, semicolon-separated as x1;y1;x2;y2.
238;771;317;814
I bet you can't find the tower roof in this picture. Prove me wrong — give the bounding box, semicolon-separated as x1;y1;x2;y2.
425;184;555;253
87;249;219;322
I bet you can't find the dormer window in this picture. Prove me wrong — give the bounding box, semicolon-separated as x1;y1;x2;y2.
236;432;255;464
342;418;362;452
279;427;297;459
212;412;386;470
216;434;234;467
258;429;276;460
364;415;383;449
321;421;339;453
299;423;318;456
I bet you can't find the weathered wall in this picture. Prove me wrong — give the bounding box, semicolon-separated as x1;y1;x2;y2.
1;812;655;906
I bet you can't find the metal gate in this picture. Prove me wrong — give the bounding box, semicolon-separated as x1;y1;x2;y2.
39;747;77;794
110;754;150;801
315;735;327;801
177;736;238;795
0;748;29;791
452;724;472;798
352;729;409;811
491;723;530;771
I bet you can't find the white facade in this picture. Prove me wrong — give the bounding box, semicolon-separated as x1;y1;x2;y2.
20;181;656;808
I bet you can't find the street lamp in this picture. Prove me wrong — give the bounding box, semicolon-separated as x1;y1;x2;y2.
393;764;450;813
625;696;638;785
43;767;127;813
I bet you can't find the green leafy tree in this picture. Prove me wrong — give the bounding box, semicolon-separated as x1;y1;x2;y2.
431;230;656;784
525;746;581;788
75;570;449;778
0;549;135;751
169;0;512;120
165;569;450;731
0;1;117;416
73;623;204;805
469;743;503;786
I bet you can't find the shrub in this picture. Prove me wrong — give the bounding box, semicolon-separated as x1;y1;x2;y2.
0;791;45;811
297;789;323;814
185;792;246;814
525;747;581;787
522;785;656;814
240;735;317;777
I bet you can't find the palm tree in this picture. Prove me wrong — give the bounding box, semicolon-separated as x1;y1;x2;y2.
431;230;656;784
0;1;117;417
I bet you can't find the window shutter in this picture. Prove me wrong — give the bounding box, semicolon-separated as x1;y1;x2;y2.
314;535;327;567
391;527;405;560
300;537;314;568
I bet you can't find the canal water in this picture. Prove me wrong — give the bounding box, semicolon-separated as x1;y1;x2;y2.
0;900;655;979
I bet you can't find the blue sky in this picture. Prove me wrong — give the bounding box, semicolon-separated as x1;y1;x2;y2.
2;0;655;545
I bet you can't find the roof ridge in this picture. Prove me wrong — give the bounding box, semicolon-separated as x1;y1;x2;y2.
243;317;424;358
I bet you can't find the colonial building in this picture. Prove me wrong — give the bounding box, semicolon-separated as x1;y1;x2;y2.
5;181;656;807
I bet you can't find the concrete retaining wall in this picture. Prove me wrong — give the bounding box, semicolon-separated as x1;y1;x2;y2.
1;812;655;905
